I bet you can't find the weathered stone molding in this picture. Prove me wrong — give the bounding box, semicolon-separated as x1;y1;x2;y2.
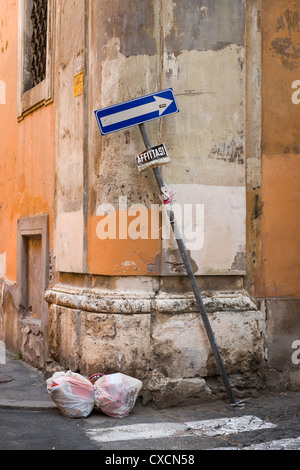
45;285;154;314
45;284;264;406
156;291;258;314
45;285;257;315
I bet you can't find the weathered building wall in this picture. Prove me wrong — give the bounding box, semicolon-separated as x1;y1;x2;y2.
86;0;247;277
47;0;266;406
260;0;300;389
1;0;298;407
54;0;87;274
0;0;55;366
161;0;246;277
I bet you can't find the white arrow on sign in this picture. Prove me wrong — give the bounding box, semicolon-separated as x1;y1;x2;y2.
100;95;173;127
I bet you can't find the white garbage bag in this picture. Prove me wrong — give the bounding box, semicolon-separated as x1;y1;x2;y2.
94;373;142;419
47;371;95;419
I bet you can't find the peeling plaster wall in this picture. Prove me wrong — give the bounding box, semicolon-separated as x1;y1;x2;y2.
161;1;246;277
164;0;245;53
87;0;247;277
86;0;162;276
161;184;246;275
55;0;86;273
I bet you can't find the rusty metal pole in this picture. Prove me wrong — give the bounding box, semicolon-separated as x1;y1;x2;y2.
138;123;237;405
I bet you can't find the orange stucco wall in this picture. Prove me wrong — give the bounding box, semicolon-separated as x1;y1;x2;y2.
261;0;300;297
262;154;300;297
0;0;55;283
87;210;161;275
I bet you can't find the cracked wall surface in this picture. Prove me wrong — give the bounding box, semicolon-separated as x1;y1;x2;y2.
82;0;247;277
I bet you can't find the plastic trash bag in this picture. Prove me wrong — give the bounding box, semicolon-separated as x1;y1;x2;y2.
94;373;142;419
46;371;95;419
88;372;105;385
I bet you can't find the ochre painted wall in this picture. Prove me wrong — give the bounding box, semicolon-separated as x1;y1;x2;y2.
0;0;55;283
262;154;300;297
87;210;161;276
261;0;300;297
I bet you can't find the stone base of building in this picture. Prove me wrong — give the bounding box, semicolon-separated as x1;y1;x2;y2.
2;276;299;407
44;283;265;408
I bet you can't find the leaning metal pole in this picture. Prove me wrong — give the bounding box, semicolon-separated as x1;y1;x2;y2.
139;123;236;405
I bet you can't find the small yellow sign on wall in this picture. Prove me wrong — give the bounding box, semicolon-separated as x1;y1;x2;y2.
74;71;84;98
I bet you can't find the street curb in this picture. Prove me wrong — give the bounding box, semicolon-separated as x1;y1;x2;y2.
0;399;57;411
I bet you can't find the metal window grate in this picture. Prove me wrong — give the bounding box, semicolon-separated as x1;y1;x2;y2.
31;0;48;87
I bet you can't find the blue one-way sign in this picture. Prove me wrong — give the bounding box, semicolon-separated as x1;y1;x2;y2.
94;88;179;135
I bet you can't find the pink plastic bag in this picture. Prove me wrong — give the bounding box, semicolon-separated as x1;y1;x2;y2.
94;373;142;419
47;371;95;418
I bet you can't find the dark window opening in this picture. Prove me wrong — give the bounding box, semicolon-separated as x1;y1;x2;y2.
30;0;48;87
